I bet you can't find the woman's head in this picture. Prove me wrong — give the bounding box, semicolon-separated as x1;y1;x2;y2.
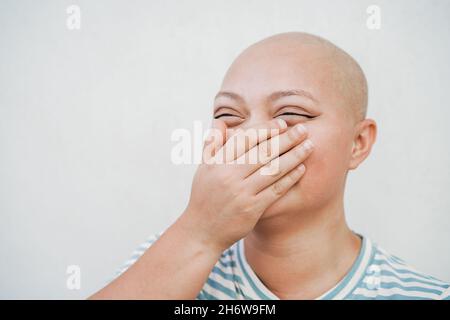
213;32;377;219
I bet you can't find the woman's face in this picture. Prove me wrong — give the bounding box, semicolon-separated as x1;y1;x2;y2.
213;44;358;219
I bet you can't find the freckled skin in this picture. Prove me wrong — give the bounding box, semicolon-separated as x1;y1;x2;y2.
216;33;373;221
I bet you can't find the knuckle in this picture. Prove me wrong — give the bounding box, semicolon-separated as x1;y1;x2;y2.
271;181;285;196
258;142;270;160
287;127;300;142
240;204;254;215
236;196;256;215
286;171;298;184
261;160;283;177
293;145;306;159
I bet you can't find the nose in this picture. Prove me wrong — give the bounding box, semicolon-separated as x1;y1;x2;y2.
239;115;274;131
222;111;284;141
224;117;275;140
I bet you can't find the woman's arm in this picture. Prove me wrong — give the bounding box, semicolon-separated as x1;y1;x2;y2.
89;211;222;299
90;119;313;299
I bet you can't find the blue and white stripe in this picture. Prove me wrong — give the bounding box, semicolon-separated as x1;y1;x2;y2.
114;233;450;300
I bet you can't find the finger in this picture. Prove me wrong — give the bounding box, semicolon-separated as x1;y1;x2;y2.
255;163;306;209
246;139;313;193
203;119;227;164
219;119;287;164
233;123;308;178
210;119;227;156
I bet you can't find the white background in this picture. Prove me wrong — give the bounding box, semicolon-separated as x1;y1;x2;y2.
0;0;449;299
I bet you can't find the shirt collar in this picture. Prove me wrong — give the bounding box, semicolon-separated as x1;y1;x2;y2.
233;234;374;300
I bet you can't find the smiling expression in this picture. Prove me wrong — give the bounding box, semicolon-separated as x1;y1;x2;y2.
212;33;368;219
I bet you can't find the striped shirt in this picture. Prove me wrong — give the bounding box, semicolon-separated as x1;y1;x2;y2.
115;233;450;300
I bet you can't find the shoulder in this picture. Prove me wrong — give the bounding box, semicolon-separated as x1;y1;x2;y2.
352;240;450;300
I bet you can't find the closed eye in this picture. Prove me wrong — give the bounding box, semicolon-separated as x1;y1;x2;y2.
214;113;239;119
277;112;314;119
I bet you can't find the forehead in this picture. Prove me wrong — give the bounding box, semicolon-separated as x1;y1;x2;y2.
219;45;340;105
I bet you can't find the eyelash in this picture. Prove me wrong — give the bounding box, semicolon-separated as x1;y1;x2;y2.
214;112;314;119
214;113;236;119
277;112;314;119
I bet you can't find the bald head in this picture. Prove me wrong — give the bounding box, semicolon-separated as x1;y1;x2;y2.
222;32;368;122
213;32;377;219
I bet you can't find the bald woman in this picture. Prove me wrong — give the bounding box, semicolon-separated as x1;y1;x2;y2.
91;32;450;300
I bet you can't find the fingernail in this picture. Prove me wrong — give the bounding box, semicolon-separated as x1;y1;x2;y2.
303;139;314;149
295;124;307;135
277;119;287;130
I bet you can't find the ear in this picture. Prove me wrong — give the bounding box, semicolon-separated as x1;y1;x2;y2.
348;118;377;170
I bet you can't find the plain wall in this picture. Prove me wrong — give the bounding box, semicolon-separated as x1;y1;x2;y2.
0;0;449;299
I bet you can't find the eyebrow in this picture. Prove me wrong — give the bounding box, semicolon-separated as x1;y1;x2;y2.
268;89;317;103
214;91;245;104
214;89;317;104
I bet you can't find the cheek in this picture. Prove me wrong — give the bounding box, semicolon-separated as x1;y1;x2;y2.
285;130;351;203
300;131;351;198
262;124;353;216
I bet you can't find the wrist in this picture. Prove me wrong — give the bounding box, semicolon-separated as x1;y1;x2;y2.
175;208;227;257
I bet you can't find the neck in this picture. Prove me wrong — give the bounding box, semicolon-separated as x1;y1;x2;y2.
244;196;361;299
